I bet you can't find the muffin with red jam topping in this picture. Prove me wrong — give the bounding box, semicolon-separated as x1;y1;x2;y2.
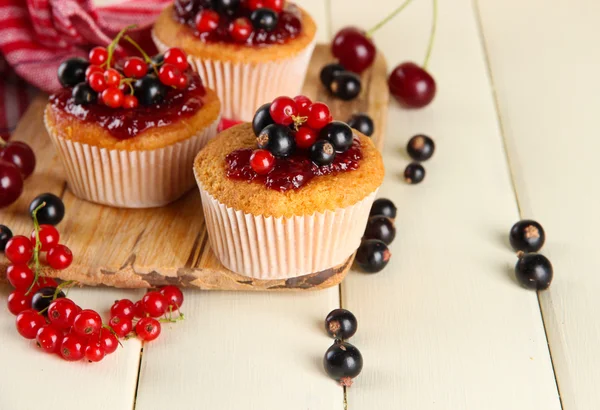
194;97;384;279
44;29;221;208
152;0;317;122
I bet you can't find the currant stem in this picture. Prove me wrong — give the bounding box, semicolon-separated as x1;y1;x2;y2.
422;0;438;69
0;138;6;148
124;35;160;76
366;0;415;37
106;25;138;69
26;202;46;295
54;280;77;299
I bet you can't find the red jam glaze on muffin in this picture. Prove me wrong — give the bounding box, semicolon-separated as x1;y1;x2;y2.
49;74;206;140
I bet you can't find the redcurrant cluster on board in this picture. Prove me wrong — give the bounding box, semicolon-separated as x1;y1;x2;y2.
250;96;355;174
0;139;36;209
58;26;191;108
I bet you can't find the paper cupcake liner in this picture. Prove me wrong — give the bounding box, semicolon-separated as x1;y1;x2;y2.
45;116;219;208
194;177;378;279
153;33;316;122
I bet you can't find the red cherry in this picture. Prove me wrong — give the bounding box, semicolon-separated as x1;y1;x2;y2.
250;149;275;175
0;141;36;179
332;27;376;74
270;96;298;126
36;325;62;353
99;329;119;354
109;315;133;338
388;62;436;108
48;298;78;330
264;0;284;12
46;244;73;270
158;64;181;87
6;265;34;291
104;68;121;88
7;290;32;315
0;159;23;208
122;95;139;109
88;71;107;92
73;309;102;337
60;334;86;361
160;285;184;310
294;127;317;149
229;17;252;43
164;48;189;71
195;10;220;33
89;47;108;66
293;95;312;117
30;224;60;252
85;342;106;362
247;0;265;10
101;88;124;108
5;236;33;264
141;291;168;318
86;65;104;80
134;300;145;318
111;299;136;320
16;309;46;339
135;317;161;342
306;102;332;130
123;57;148;78
176;74;189;89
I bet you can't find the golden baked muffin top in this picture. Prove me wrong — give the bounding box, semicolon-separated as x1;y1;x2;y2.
194;123;384;217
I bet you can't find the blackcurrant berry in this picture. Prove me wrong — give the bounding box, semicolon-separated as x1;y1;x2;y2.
310;140;336;166
57;58;89;88
323;340;363;387
215;0;240;13
347;113;374;137
509;220;545;253
29;193;65;225
0;225;12;252
515;253;553;290
32;287;66;316
404;162;425;184
325;309;357;340
250;8;278;32
252;103;275;136
319;63;345;89
329;71;361;101
369;198;396;219
148;54;165;71
407;134;435;161
134;75;168;106
364;216;396;245
355;239;391;273
319;121;354;152
72;82;97;105
257;124;296;158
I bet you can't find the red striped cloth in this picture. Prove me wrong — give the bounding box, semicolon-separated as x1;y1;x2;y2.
0;0;171;140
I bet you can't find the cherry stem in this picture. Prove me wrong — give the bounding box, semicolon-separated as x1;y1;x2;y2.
26;202;46;295
106;25;137;69
366;0;415;37
422;0;438;69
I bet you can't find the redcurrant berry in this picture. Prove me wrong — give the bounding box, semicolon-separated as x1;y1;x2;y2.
111;299;136;320
16;309;46;339
7;290;32;315
264;0;284;12
104;69;121;88
229;17;252;43
73;309;102;337
60;334;85;361
89;47;108;66
5;235;33;265
195;10;220;33
250;149;276;175
6;265;35;291
85;342;106;362
247;0;264;10
160;286;184;310
123;57;148;78
163;48;189;71
30;224;60;252
270;97;298;126
294;126;318;149
101;88;124;108
293;95;312;117
122;95;139;109
306;102;332;130
141;291;168;318
88;71;107;92
134;300;145;318
46;244;73;270
176;74;189;89
86;65;104;81
48;298;78;330
98;329;119;354
135;317;161;342
30;277;58;294
158;64;181;87
109;315;133;338
36;325;62;353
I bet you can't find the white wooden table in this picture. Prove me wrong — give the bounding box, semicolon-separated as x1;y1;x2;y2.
2;0;597;408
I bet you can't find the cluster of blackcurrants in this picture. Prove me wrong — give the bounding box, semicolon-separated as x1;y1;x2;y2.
509;220;553;290
355;198;396;274
404;134;435;185
323;308;363;387
250;96;355;174
0;139;36;209
58;26;191;109
319;62;362;101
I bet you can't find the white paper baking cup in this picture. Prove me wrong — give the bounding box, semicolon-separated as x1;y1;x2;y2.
45;115;219;208
153;32;316;122
194;177;378;279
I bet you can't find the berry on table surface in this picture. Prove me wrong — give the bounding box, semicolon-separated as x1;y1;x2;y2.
136;317;162;342
310;140;336;166
5;235;33;265
36;325;62;353
363;216;396;245
16;309;46;339
269;96;298;126
142;291;168;318
48;298;78;330
99;329;119;354
323;340;363;387
509;220;545;253
160;285;185;310
0;141;36;179
250;8;279;32
109;315;133;338
404;162;425;184
30;224;60;252
7;291;33;315
195;9;220;33
257;124;296;158
407;134;435;161
57;58;89;88
32;287;66;315
325;309;358;340
329;71;362;101
134;300;145;318
163;48;189;71
72;83;97;105
306;102;332;130
0;159;23;208
47;244;73;270
332;27;376;74
123;57;149;79
85;342;106;362
110;299;136;320
0;224;13;251
294;126;318;150
347;113;374;137
355;239;391;273
515;253;553;290
320;63;346;89
389;62;436;108
6;265;35;291
73;309;103;336
252;103;275;136
250;149;276;175
60;334;86;361
29;193;65;225
319;121;354;152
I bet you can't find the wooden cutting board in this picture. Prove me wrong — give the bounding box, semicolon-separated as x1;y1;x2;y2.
0;44;388;291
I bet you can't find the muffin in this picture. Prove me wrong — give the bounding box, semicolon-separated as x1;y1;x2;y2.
45;45;221;208
152;0;317;122
194;97;384;279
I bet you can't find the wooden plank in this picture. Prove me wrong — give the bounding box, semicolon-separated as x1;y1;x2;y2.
476;0;600;408
0;287;144;410
0;44;388;291
330;0;563;408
